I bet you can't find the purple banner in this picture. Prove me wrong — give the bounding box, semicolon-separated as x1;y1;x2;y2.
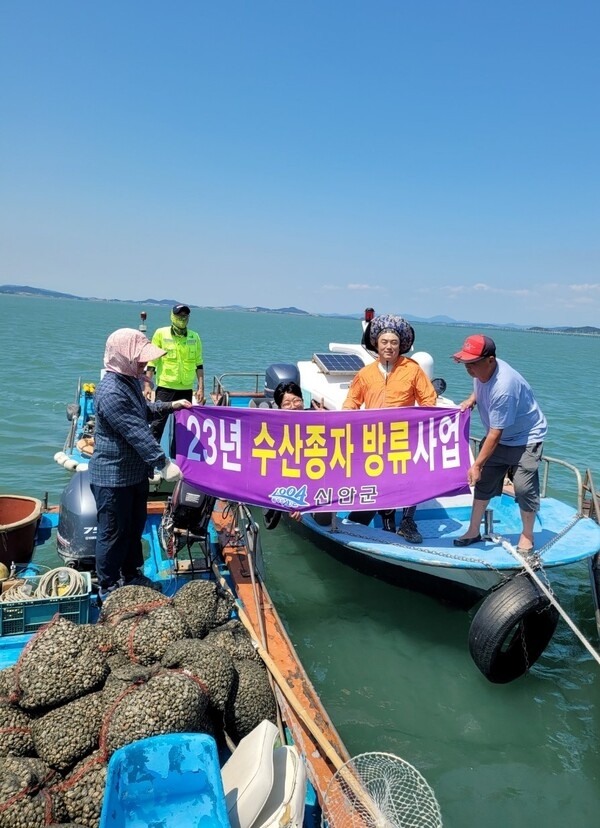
174;406;471;513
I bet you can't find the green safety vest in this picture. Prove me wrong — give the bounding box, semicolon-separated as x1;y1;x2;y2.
147;327;203;390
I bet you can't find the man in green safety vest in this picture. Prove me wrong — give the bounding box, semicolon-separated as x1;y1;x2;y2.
144;303;204;456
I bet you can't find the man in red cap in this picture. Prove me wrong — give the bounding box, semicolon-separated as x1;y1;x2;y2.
452;334;547;554
144;304;204;456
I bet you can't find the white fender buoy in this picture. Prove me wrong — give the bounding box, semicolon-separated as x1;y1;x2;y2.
63;458;79;471
411;351;434;379
75;463;89;472
54;451;68;465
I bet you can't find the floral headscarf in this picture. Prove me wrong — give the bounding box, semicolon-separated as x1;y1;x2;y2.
103;328;166;377
368;315;414;355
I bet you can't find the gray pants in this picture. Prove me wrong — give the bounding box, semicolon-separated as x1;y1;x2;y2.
474;442;543;512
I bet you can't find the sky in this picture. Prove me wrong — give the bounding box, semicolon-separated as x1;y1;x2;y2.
2;1;599;327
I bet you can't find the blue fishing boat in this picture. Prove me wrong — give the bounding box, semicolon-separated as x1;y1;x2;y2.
0;473;442;827
53;375;98;472
52;312;175;497
208;309;600;683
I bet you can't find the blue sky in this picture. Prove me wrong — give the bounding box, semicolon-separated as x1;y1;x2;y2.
2;1;599;326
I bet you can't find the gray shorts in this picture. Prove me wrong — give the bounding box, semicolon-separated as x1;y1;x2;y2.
474;442;543;513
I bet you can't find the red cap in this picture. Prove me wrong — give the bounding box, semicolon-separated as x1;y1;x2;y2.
452;334;496;363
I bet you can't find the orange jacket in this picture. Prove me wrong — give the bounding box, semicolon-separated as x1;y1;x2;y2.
342;358;436;410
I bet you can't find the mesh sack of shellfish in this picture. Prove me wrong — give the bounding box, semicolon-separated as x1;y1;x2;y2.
204;618;260;662
161;637;236;713
101;661;160;708
105;601;190;666
224;658;278;743
0;754;68;828
11;617;109;711
31;691;105;771
102;670;211;756
48;823;88;827
98;584;170;623
0;667;15;697
171;580;234;638
0;698;34;757
58;750;107;828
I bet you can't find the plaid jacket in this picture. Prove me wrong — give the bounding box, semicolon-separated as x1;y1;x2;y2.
88;371;171;487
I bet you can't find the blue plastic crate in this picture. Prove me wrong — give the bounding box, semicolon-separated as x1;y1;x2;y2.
100;733;230;828
0;572;91;637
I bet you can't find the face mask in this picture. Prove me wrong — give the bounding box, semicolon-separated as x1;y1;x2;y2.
170;312;189;333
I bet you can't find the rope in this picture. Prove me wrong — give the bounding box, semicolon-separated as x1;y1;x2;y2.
335;515;600;667
494;534;600;667
0;567;88;602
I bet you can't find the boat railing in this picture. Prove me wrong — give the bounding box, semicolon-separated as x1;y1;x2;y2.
582;469;599;523
63;377;82;452
211;372;265;405
469;436;586;512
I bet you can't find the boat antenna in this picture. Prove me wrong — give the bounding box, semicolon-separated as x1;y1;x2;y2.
139;311;147;333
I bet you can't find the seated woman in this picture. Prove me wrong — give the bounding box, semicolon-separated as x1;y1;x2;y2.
264;381;321;527
273;381;304;410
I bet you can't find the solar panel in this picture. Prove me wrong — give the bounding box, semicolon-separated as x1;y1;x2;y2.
312;353;365;375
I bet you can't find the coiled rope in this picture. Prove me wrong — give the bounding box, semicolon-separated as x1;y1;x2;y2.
0;567;88;602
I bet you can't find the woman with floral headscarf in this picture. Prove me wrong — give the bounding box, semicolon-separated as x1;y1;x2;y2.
89;328;192;601
342;314;437;543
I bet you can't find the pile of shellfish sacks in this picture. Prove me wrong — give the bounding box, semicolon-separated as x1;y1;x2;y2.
0;581;278;828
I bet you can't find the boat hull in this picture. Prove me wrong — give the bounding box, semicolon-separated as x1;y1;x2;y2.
297;492;600;604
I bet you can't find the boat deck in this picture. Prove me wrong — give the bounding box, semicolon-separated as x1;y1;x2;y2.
314;493;600;570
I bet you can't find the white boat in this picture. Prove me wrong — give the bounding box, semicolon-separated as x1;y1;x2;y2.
210;308;600;683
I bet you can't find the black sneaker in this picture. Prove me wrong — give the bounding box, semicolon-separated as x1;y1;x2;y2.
97;582;121;603
122;573;162;592
397;516;423;544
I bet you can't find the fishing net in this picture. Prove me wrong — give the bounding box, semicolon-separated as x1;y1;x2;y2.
321;751;442;828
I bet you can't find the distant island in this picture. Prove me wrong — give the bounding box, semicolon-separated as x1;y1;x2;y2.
1;284;599;336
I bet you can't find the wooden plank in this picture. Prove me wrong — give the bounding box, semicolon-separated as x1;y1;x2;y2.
211;500;350;807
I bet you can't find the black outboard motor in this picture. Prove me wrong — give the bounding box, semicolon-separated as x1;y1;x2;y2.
169;479;216;538
56;469;97;568
158;480;217;569
264;363;301;404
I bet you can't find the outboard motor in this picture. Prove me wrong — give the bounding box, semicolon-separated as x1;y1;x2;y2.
169;480;216;537
56;469;97;568
264;363;301;404
159;479;217;563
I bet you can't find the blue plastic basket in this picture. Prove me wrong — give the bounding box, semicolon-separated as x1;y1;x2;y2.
0;572;91;636
99;732;230;828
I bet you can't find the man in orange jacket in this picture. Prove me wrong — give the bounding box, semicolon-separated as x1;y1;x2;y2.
342;314;436;543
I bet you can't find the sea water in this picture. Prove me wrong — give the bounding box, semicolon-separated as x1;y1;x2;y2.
1;294;599;827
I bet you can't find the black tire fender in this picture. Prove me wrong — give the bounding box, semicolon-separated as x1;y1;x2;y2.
468;574;559;684
262;508;282;531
